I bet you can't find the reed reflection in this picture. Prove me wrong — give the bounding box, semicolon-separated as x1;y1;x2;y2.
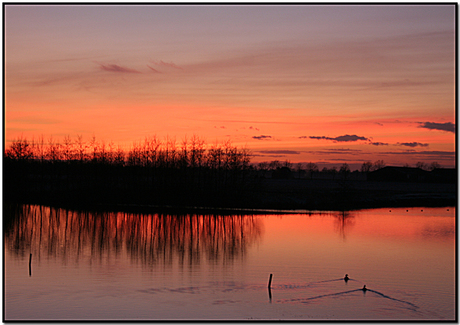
4;204;263;268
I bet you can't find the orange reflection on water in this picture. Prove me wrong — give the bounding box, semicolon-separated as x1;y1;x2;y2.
4;204;456;320
260;207;455;244
258;207;455;295
4;205;263;268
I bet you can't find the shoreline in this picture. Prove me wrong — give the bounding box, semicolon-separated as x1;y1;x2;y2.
5;178;456;215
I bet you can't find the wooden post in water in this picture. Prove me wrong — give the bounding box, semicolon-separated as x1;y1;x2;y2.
29;253;32;277
268;274;273;303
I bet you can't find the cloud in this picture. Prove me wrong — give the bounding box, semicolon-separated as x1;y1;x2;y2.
252;154;287;158
147;65;162;73
98;63;141;73
150;60;183;70
258;150;301;155
418;122;455;133
334;135;368;142
397;142;429;148
369;142;389;146
307;134;368;142
306;148;362;155
253;135;272;140
413;151;454;159
249;126;260;131
379;150;454;161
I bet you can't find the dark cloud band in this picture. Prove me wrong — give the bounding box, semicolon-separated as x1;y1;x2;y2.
306;134;368;142
397;142;429;148
98;63;141;73
418;122;455;133
258;150;300;155
253;135;272;140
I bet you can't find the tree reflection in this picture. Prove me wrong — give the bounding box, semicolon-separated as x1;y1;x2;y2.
333;211;355;241
4;204;263;268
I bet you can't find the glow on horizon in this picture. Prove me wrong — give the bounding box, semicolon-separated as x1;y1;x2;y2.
4;4;456;168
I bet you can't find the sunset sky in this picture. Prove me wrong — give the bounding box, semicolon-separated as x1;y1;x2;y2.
4;4;456;169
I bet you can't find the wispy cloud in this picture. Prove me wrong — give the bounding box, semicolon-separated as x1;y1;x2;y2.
253;135;272;140
98;63;141;73
258;150;301;155
397;142;429;148
418;122;455;133
249;126;260;131
306;148;363;155
146;65;162;73
150;60;183;70
307;134;368;142
369;142;389;146
380;150;454;161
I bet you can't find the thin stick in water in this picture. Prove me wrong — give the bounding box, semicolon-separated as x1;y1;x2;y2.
29;253;32;277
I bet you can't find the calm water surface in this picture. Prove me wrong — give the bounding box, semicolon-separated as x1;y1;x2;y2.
4;204;455;320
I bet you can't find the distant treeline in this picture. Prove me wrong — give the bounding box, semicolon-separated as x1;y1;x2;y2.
4;135;451;210
4;135;257;208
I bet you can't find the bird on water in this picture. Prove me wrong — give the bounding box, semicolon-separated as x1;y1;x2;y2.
344;274;349;282
362;285;367;292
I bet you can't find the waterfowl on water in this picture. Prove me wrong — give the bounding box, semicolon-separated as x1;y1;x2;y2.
362;285;367;291
344;274;349;281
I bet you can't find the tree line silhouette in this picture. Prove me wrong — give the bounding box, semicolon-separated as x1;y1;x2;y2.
4;135;255;208
4;135;449;210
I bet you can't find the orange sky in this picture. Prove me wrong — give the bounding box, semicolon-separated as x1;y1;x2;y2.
4;4;456;169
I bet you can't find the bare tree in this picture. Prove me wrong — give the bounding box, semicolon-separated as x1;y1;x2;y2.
113;145;125;166
306;162;318;179
268;160;282;170
88;136;99;163
373;160;386;171
256;162;269;178
75;134;88;162
340;163;350;174
35;135;46;162
429;162;441;170
46;136;62;162
5;137;34;160
361;161;373;173
62;135;75;162
416;161;428;170
283;160;293;169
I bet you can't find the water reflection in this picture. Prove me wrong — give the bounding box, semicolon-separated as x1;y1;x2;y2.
4;204;263;268
333;211;355;241
421;224;455;239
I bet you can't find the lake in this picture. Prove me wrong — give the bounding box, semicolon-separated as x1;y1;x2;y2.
4;204;455;321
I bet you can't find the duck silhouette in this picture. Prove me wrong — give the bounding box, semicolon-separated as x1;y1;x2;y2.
362;285;367;292
344;274;349;282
